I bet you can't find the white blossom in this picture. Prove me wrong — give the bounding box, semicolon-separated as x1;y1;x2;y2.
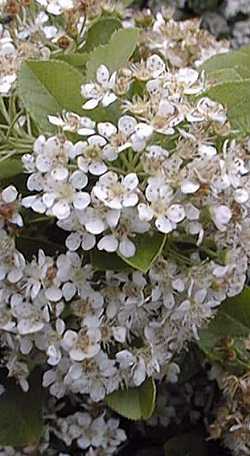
81;65;117;110
93;171;139;210
138;177;185;233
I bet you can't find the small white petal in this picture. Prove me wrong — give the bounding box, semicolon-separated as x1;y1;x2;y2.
146;54;165;77
18;320;44;335
102;92;117;107
48;115;64;127
234;188;249;204
113;326;126;343
155;216;173;233
32;199;47;214
82;99;99;110
66;232;81;251
135;122;153;139
124;173;139;191
97;235;118;252
62;330;78;350
88;134;107;147
2;185;18;203
123;193;138;207
51;167;68;181
52;201;70;220
138;204;154;221
118;116;137;136
119;239;136;257
96;64;110;84
181;180;200;194
89;161;107;176
211;205;232;231
81;233;96;250
73;192;90;210
166;204;185;223
85;217;106;235
45;287;62;302
98;122;117;138
70;170;88;189
62;282;76;301
43;192;56;208
77;127;96;136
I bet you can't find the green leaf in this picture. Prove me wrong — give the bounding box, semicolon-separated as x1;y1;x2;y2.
0;373;43;447
106;378;156;421
118;232;166;273
0;159;23;180
122;0;135;5
207;79;250;134
199;288;250;372
55;52;89;68
83;16;121;52
91;250;131;272
164;431;209;456
202;45;250;76
86;28;139;80
206;68;243;84
18;59;85;132
202;45;250;85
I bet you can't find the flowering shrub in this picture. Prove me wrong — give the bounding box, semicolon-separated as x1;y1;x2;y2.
1;0;250;454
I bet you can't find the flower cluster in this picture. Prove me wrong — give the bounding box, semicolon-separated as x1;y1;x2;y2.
0;0;249;454
209;365;250;456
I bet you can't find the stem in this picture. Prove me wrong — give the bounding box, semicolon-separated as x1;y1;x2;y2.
6;111;25;140
26;216;54;225
170;235;219;260
0;97;10;123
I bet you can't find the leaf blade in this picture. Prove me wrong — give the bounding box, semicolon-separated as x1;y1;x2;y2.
86;28;139;80
18;59;85;132
0;373;43;447
105;378;156;421
118;232;166;273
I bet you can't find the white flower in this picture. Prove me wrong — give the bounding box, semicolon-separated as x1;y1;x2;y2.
48;112;96;136
89;204;120;232
146;54;166;78
62;317;101;361
71;288;104;321
0;186;23;227
152;98;185;136
23;170;90;220
17;11;57;40
187;97;227;124
210;205;232;232
173;68;203;95
97;115;152;156
93;171;139;210
57;211;96;251
35;0;73;15
81;65;117;110
97;208;149;257
22;249;53;299
56;251;93;299
23;135;73;175
75;134;117;176
138;177;185;233
116;350;136;369
0;236;25;283
47;318;65;366
0;36;17;95
10;293;49;336
64;350;118;401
